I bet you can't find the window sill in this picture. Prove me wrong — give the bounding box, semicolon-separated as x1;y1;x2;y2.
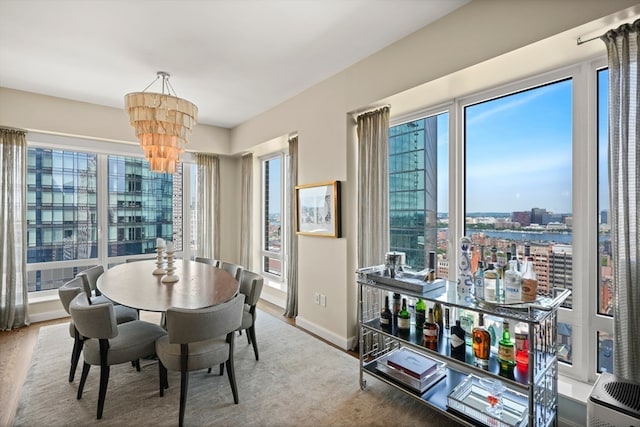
558;374;592;404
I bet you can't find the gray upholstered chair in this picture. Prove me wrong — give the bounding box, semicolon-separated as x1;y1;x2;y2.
76;265;138;321
237;270;265;360
69;292;166;420
58;276;138;383
155;293;245;427
194;256;220;268
58;278;86;382
219;261;244;281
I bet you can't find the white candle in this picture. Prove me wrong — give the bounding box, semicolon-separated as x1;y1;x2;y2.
156;238;165;248
166;241;175;253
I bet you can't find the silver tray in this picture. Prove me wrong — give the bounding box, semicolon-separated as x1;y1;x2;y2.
447;374;528;427
376;348;447;393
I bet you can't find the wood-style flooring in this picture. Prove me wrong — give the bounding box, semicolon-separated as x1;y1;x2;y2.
0;301;356;427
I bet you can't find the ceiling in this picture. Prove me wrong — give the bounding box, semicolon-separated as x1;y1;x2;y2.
0;0;468;128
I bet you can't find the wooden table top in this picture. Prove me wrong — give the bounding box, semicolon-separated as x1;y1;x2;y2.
97;259;239;312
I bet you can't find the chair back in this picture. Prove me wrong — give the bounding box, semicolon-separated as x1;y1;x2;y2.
194;257;220;268
69;293;118;340
58;276;85;314
165;294;245;345
220;261;244;281
239;270;264;307
76;265;104;296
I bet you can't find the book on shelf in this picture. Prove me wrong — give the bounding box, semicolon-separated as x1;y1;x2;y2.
386;347;438;379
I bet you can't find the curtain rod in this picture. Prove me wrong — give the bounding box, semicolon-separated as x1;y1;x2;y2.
577;34;601;46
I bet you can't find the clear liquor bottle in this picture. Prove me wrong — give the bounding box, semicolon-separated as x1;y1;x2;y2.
433;302;443;337
483;262;499;303
521;243;538;302
474;260;485;300
504;255;523;303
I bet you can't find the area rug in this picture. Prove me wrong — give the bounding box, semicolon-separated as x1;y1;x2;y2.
15;310;461;426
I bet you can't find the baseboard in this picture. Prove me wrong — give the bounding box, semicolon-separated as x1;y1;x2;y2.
296;316;355;351
29;309;67;324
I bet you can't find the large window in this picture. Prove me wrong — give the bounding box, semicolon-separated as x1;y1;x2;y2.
390;61;613;383
26;141;187;293
261;154;284;282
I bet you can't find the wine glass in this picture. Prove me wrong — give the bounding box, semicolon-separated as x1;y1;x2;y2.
479;377;506;417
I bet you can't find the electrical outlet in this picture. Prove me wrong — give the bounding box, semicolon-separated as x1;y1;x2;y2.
320;294;327;307
314;292;320;305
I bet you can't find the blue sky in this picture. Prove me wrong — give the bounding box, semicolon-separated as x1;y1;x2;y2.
464;79;574;214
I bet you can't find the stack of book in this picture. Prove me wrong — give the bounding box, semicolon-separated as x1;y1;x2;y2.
376;347;446;393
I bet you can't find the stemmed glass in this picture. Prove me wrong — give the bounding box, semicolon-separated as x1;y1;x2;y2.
479;377;506;417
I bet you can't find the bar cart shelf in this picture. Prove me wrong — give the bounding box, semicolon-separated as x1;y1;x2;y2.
357;266;570;427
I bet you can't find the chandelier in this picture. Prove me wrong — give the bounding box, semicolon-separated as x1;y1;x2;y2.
125;71;198;174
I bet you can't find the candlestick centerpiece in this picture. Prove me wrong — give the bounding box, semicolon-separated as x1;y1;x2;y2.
153;238;166;275
161;240;179;283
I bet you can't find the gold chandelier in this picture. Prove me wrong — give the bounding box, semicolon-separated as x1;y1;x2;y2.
125;71;198;174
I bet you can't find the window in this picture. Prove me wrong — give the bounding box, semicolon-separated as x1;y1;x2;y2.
261;154;284;283
389;112;449;273
390;60;612;383
26;140;188;293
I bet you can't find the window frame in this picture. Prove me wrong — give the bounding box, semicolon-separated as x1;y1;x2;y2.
393;59;611;383
25;132;195;295
260;151;287;289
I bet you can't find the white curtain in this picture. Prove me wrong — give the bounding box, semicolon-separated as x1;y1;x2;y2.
240;153;253;268
196;153;220;259
601;19;640;382
357;107;390;268
0;127;30;330
284;136;298;318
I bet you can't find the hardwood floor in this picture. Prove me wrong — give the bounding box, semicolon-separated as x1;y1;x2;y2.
0;300;356;427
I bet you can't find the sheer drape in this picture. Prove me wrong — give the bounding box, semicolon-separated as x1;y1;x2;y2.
240;153;253;268
357;107;390;268
601;19;640;382
0;127;30;330
195;153;220;259
284;136;298;318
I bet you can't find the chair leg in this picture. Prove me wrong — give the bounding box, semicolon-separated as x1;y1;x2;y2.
219;363;224;376
97;365;110;419
179;371;189;427
158;361;168;397
69;334;84;382
134;359;141;371
246;329;251;345
248;326;259;361
226;333;239;404
78;362;91;399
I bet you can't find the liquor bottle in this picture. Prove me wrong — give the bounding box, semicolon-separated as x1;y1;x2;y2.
459;309;475;346
433;302;444;337
392;293;401;315
422;308;439;350
521;243;538;302
415;298;426;330
474;260;485;300
444;307;451;338
498;320;516;379
397;298;411;333
380;295;393;332
427;250;437;281
457;236;474;301
483;262;499;303
510;242;520;271
494;247;505;303
450;319;466;362
504;254;523;303
515;322;529;374
472;313;491;368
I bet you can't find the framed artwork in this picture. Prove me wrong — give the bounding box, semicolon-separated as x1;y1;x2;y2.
295;180;341;237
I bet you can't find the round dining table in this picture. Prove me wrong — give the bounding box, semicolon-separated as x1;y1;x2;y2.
96;259;239;312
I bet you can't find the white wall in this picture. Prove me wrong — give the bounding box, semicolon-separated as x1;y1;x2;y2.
228;0;640;349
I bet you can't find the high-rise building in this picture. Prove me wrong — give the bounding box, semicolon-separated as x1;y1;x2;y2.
549;244;573;307
388;118;438;270
511;211;530;227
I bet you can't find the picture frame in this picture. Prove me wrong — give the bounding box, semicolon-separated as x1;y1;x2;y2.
295;180;341;237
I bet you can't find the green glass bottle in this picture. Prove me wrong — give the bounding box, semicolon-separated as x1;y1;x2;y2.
415;298;426;330
397;298;411;333
498;320;516;379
